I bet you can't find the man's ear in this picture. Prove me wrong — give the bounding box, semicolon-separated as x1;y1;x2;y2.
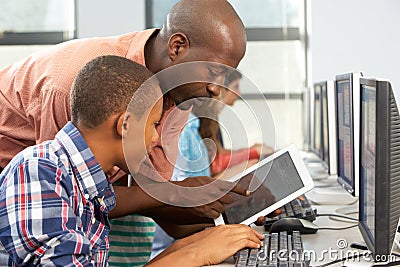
167;33;190;61
117;113;128;138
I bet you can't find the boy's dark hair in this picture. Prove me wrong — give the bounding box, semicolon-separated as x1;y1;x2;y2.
70;55;157;128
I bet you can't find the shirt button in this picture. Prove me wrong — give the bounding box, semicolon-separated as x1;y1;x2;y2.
84;193;89;200
92;217;96;224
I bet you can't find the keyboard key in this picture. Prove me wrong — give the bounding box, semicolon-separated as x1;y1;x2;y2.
264;195;317;232
235;231;308;267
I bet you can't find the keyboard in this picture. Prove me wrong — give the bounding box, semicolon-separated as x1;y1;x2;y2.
235;231;309;267
264;195;317;231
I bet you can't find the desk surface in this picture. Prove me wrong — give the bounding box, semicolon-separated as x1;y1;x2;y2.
211;182;377;267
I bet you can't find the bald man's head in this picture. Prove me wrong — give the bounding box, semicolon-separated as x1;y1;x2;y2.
159;0;246;68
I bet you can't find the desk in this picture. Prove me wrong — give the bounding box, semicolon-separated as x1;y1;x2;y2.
211;183;378;267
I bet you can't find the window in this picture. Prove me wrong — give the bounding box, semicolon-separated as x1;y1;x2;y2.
146;0;303;41
0;0;75;45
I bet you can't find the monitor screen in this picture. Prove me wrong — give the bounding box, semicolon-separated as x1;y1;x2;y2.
321;83;329;167
336;79;354;190
359;84;376;244
313;84;322;157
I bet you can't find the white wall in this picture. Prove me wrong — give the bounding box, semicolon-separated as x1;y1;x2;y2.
219;40;306;150
76;0;145;38
0;45;51;69
311;0;400;97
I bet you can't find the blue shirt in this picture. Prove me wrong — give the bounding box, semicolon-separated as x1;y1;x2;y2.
173;113;211;179
0;122;116;266
151;113;210;259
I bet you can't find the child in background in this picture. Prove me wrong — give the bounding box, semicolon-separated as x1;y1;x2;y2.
198;71;274;177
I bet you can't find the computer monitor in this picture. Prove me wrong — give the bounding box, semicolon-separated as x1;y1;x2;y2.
358;78;400;261
335;72;362;196
312;83;323;159
319;81;337;175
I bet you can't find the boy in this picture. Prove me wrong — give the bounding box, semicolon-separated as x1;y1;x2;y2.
0;55;263;266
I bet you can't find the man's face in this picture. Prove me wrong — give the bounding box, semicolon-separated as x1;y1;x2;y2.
167;62;229;108
165;38;245;107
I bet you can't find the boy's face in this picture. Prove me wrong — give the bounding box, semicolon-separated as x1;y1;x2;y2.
144;98;163;154
122;97;163;174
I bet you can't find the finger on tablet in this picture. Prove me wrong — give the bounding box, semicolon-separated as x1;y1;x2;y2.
254;216;266;226
267;208;282;218
212;180;249;196
211;201;225;214
229;183;249;196
218;194;233;205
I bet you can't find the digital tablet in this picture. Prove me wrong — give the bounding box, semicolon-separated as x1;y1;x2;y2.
214;144;314;226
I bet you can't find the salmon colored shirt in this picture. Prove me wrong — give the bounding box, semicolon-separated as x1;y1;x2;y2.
0;28;189;181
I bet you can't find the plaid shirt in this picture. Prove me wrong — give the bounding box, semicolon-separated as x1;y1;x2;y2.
0;122;116;266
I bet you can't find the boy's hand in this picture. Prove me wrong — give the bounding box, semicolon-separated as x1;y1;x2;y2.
183;224;264;266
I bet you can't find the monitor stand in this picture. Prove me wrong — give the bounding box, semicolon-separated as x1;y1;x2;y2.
305;161;326;170
312;175;338;187
299;150;320;162
307;186;358;206
335;205;358;215
330;204;359;223
305;162;329;180
308;169;329;180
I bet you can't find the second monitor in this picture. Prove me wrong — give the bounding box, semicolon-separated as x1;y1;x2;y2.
320;81;337;175
335;72;362;196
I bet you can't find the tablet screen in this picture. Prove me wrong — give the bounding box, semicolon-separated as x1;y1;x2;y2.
222;152;304;224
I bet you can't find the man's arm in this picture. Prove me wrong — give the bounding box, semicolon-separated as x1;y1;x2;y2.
153;219;212;239
109;184;166;218
140;205;214;225
36;88;71;144
110;176;249;220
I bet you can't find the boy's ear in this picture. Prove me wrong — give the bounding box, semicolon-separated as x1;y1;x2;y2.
168;33;190;61
117;113;128;138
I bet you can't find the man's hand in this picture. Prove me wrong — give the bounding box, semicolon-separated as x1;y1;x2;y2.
169;176;249;218
137;175;249;219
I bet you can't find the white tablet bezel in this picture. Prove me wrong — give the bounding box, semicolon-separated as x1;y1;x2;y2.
214;144;314;226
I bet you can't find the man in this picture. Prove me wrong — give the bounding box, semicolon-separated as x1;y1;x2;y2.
0;55;264;266
0;0;247;265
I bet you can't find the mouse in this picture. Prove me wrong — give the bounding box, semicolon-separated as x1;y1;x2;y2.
269;217;318;234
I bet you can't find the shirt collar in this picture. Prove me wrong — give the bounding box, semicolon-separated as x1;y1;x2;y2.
127;28;159;66
186;113;200;129
55;122;112;203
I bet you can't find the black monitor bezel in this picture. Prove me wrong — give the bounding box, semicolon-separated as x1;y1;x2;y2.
320;82;330;170
312;83;323;159
358;78;392;260
335;73;356;195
